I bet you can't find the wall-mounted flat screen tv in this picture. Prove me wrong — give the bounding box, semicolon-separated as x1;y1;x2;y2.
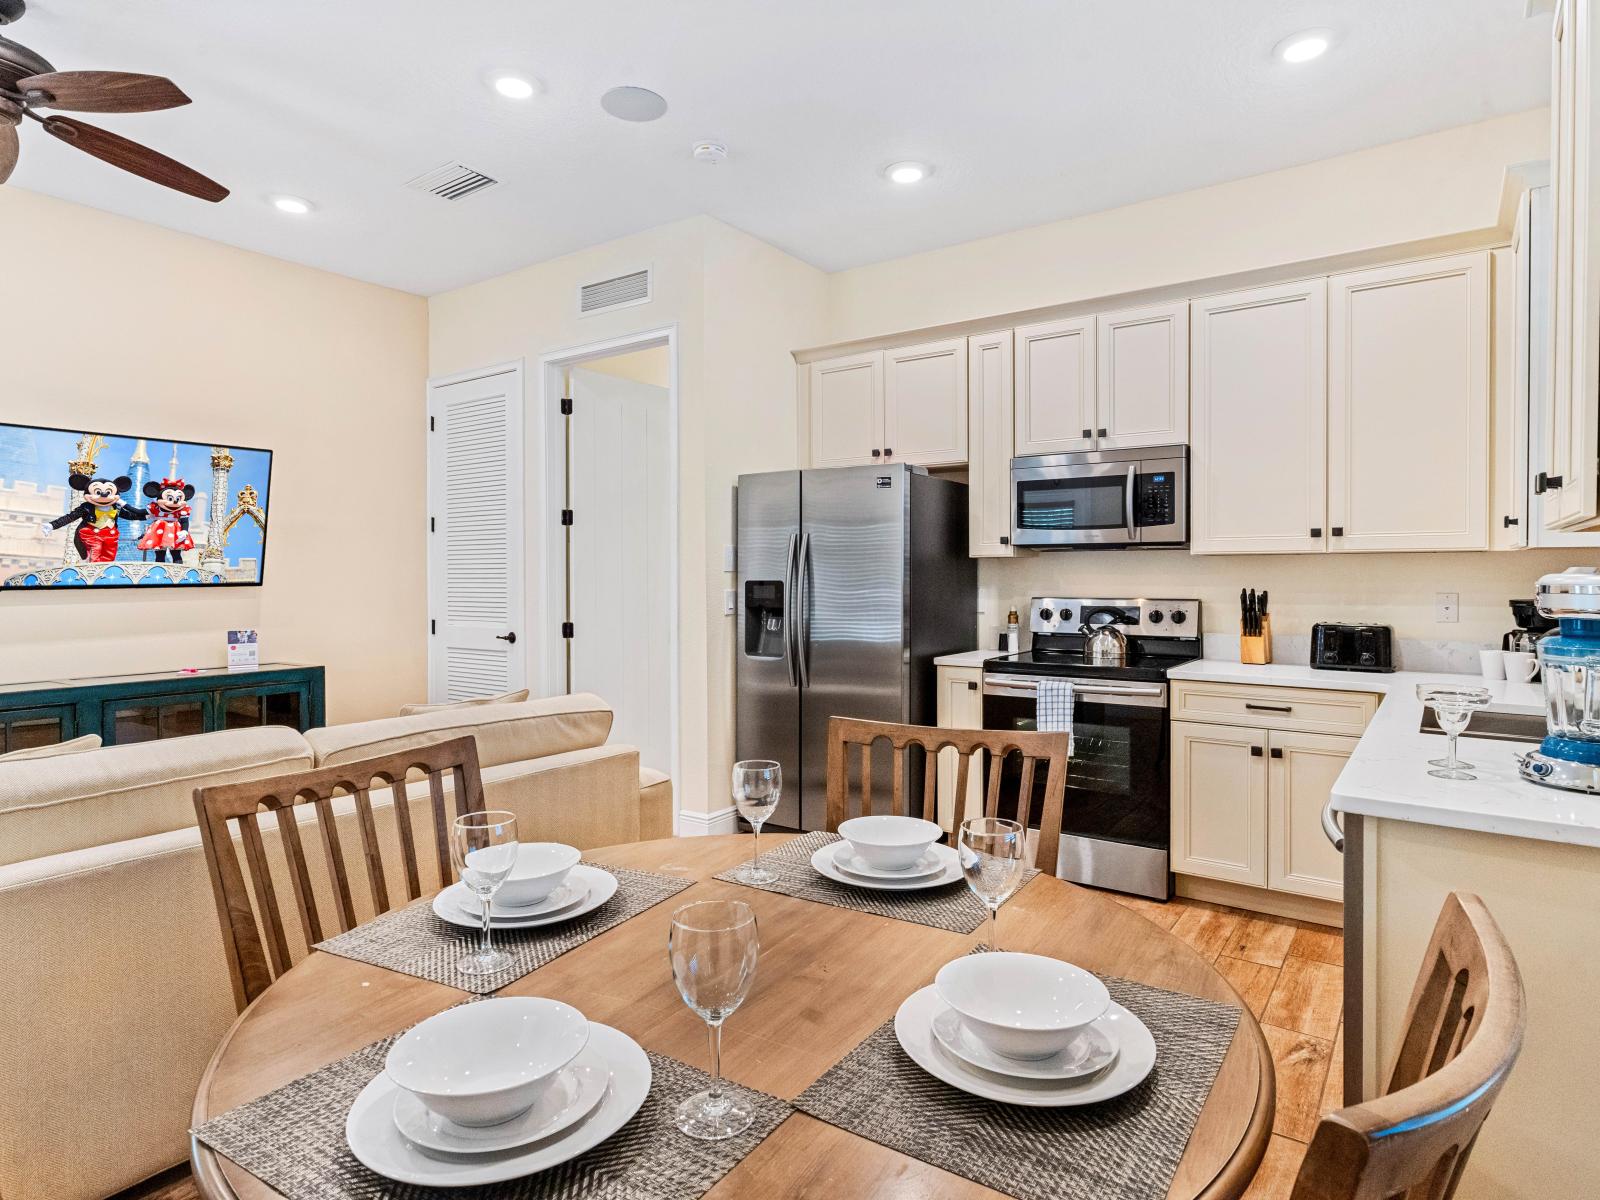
0;423;271;590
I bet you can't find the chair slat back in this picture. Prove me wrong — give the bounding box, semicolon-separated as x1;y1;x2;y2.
194;735;488;1011
824;717;1069;872
1290;892;1525;1200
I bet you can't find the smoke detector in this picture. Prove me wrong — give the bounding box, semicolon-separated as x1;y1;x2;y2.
692;141;728;164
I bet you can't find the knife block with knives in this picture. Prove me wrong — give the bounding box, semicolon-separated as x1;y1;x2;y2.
1240;587;1272;665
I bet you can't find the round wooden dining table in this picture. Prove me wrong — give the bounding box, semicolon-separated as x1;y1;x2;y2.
191;834;1274;1199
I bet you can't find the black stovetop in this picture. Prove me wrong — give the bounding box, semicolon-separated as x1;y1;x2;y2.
985;632;1202;684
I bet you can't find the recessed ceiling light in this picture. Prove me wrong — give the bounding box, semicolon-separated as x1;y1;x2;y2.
491;74;537;100
601;86;668;122
1275;29;1332;64
884;161;931;185
271;196;313;215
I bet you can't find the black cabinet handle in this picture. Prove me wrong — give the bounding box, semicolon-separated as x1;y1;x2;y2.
1535;472;1564;493
1081;428;1092;440
884;448;893;458
1097;428;1107;438
495;631;517;644
1246;702;1293;713
1270;747;1284;759
1504;515;1521;528
1310;527;1322;538
871;448;882;458
967;680;979;691
1331;526;1344;537
1250;745;1264;757
999;535;1010;545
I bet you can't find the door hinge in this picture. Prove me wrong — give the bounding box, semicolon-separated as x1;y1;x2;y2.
560;397;573;416
430;619;436;634
560;509;574;526
561;621;574;639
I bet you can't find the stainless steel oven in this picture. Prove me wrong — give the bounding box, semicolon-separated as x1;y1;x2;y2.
1011;444;1187;548
982;672;1171;899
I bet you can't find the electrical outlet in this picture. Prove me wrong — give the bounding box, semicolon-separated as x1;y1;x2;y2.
723;588;737;616
1435;592;1459;623
723;544;736;572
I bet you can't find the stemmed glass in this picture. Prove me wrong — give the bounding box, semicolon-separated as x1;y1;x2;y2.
668;899;760;1140
732;760;781;886
450;810;519;975
1417;684;1492;780
957;817;1028;952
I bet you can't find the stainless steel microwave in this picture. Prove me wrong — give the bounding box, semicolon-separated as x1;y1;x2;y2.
1011;445;1188;548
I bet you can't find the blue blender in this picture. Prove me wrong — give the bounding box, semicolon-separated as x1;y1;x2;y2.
1518;566;1600;793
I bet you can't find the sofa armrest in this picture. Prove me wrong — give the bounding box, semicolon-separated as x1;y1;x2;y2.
479;743;655;849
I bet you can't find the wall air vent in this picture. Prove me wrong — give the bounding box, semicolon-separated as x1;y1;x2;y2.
405;162;500;201
578;268;652;316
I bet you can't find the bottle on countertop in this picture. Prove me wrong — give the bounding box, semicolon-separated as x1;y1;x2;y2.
1005;608;1021;654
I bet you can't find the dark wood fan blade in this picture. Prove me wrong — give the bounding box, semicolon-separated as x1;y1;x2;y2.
42;116;227;201
17;70;191;113
0;122;17;185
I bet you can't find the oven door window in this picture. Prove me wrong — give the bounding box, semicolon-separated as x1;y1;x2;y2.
1015;476;1128;533
982;690;1168;850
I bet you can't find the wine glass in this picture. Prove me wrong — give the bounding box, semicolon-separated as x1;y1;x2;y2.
957;817;1028;952
450;810;519;975
1417;684;1492;781
732;760;781;886
668;899;760;1140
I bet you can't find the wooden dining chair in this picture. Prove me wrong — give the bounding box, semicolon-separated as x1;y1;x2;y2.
824;716;1069;872
1290;892;1525;1200
193;734;487;1011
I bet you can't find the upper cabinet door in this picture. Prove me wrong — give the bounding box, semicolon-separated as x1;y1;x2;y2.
808;351;884;468
1328;253;1489;552
883;338;968;466
1096;301;1189;449
967;330;1016;558
1189;280;1328;555
1014;316;1096;456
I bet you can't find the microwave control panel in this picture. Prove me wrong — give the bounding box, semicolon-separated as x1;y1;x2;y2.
1134;471;1178;527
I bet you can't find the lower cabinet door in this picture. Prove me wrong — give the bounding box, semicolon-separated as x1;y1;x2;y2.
1266;730;1356;901
1170;720;1268;887
935;666;984;827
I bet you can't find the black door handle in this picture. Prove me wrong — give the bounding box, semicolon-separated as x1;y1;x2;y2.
1535;472;1564;494
1270;747;1284;759
496;632;517;644
1250;745;1264;757
871;448;882;458
1310;527;1322;538
1504;515;1521;528
1097;428;1107;438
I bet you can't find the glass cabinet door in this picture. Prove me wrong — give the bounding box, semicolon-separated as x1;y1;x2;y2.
103;694;211;745
0;706;76;753
220;685;307;731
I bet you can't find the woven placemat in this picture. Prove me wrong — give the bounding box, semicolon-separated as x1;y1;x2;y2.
794;973;1242;1200
315;864;692;994
194;1023;792;1200
714;830;1038;935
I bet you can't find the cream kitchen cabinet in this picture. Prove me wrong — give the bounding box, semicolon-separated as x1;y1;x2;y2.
1189;279;1329;554
1327;253;1490;552
1267;730;1356;902
1170;720;1268;888
884;338;967;466
1013;316;1096;456
1095;301;1189;450
967;330;1016;557
934;662;984;826
808;351;883;468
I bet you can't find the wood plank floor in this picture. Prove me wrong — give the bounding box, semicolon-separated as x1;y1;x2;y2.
114;894;1339;1200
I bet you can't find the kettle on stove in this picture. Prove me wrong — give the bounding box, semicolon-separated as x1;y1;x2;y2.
1079;609;1129;665
1517;567;1600;794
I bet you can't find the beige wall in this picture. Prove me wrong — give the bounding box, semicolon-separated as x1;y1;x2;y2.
0;188;428;724
581;346;671;386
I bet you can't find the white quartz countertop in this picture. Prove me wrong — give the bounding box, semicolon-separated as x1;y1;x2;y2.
1167;659;1600;848
934;649;998;667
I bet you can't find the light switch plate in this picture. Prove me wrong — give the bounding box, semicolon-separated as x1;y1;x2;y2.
724;588;736;616
1435;592;1459;623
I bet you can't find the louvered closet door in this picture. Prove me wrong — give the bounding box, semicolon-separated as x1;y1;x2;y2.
427;365;526;702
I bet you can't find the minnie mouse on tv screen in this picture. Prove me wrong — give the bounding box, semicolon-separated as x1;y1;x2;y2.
0;423;272;590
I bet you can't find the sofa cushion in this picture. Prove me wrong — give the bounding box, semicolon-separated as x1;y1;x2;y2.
305;693;613;772
638;767;673;842
398;688;530;716
0;727;313;867
0;734;102;762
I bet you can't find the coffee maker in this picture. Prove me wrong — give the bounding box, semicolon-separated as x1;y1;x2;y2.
1517;568;1600;794
1504;598;1558;653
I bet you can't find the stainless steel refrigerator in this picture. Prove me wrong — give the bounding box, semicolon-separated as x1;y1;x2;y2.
735;464;977;830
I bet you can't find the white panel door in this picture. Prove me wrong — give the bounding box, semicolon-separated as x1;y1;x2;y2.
1266;731;1355;902
883;338;967;465
1170;721;1268;887
1328;253;1489;552
568;368;673;776
427;365;526;702
1189;280;1328;555
1096;301;1189;449
808;352;884;467
1014;317;1096;456
966;330;1015;557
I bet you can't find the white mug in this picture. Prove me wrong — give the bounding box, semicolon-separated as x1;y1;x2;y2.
1479;649;1506;680
1502;651;1539;683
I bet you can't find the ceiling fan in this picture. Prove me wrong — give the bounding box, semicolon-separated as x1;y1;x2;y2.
0;0;227;201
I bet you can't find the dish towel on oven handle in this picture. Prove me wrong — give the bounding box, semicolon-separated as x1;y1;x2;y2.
1035;678;1075;755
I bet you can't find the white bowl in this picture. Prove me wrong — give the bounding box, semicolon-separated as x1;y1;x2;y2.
837;815;943;871
385;997;589;1127
494;843;582;907
934;952;1111;1061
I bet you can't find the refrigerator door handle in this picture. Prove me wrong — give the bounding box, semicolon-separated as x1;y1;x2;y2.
783;531;799;687
797;530;812;688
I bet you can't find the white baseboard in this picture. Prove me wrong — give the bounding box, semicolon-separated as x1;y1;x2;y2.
675;805;740;837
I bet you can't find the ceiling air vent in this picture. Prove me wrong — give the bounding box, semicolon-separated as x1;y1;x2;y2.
405;162;500;201
578;268;652;316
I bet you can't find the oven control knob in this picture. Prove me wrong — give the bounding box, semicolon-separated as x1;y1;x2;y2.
1147;609;1164;624
1038;607;1054;623
1170;610;1188;626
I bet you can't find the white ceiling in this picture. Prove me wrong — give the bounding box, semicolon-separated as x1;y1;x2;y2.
5;0;1551;295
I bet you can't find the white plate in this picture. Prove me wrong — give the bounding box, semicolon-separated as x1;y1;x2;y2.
895;986;1155;1106
391;1047;610;1155
348;1023;649;1186
811;842;962;891
833;846;945;881
931;1000;1118;1081
431;865;618;930
452;879;587;921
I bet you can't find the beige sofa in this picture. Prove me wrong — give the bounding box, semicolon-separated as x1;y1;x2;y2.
0;694;672;1200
